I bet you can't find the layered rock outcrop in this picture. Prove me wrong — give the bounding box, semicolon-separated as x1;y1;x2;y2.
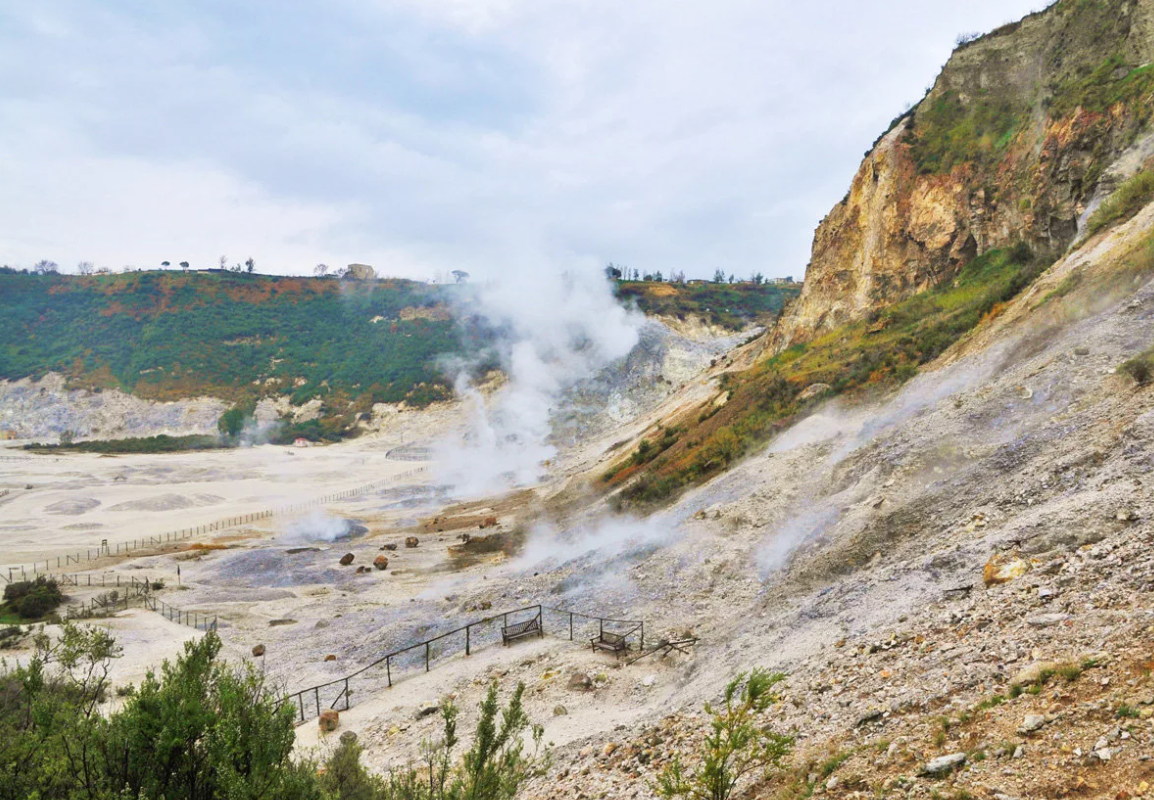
771;0;1154;350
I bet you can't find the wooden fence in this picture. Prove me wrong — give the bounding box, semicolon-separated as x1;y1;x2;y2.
1;467;429;583
281;605;645;723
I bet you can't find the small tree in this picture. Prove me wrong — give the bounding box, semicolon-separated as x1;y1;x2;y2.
161;261;170;268
76;261;94;275
179;261;190;271
605;263;623;280
451;270;470;283
245;257;256;274
314;263;329;277
219;255;228;270
655;669;793;800
713;269;726;284
33;260;59;275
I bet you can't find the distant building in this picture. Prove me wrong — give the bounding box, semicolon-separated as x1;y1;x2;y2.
347;263;376;281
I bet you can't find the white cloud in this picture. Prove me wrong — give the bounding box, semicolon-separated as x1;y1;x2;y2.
0;0;1047;278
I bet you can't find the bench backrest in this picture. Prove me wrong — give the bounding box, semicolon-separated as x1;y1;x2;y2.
505;616;540;636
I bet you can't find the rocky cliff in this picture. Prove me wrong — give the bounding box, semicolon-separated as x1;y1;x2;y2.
772;0;1154;350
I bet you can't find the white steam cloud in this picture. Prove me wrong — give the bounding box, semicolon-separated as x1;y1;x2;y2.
280;510;353;543
435;267;643;498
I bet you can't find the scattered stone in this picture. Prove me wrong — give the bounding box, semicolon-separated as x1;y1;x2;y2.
314;620;329;629
324;654;336;662
855;708;884;727
920;752;966;777
984;553;1029;586
567;673;594;692
603;743;618;757
405;537;420;549
1026;613;1071;628
251;644;266;657
339;731;357;745
382;543;398;551
1019;714;1046;733
642;675;656;688
319;710;339;733
373;555;389;571
1012;661;1063;685
553;705;568;716
339;553;355;566
269;618;297;627
415;703;440;720
798;382;832;402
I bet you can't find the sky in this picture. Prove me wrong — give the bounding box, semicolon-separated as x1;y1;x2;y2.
0;0;1047;281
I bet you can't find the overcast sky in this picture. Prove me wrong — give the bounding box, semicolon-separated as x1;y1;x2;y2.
0;1;1046;280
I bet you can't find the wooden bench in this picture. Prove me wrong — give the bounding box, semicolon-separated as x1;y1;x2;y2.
590;630;630;658
502;614;542;645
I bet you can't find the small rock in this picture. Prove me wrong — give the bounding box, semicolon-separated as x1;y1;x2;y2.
642;675;657;688
319;710;339;733
1019;714;1046;733
1026;613;1071;628
920;752;966;776
339;553;355;566
251;644;266;657
826;775;840;791
567;673;594;692
373;555;389;571
603;742;618;757
798;383;832;402
553;705;568;716
339;731;357;747
324;654;336;662
314;620;330;629
1095;747;1112;762
269;618;297;627
382;543;398;551
1013;745;1024;759
984;553;1029;586
415;703;439;720
855;708;884;727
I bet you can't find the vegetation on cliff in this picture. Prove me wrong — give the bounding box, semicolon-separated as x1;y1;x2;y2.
606;244;1051;505
614;280;800;329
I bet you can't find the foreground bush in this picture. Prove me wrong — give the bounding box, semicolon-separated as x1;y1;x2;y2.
0;623;544;800
1;576;64;619
654;668;793;800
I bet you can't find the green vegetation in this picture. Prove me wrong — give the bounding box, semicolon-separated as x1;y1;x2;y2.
1121;347;1154;386
1048;55;1154;120
907;90;1025;175
655;668;793;800
1085;169;1154;238
614;280;800;329
0;624;546;800
1;577;64;621
25;433;228;454
610;245;1049;507
0;270;462;411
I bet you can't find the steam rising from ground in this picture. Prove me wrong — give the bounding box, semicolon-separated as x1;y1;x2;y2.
435;267;643;498
754;348;1007;575
280;510;353;543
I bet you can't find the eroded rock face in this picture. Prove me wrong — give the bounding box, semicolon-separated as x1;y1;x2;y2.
770;0;1154;352
983;553;1029;586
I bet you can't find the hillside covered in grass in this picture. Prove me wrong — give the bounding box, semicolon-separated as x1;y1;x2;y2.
0;270;462;410
614;280;800;329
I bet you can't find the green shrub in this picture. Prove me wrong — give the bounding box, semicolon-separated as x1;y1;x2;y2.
655;669;793;800
2;576;64;620
1121;353;1154;386
1086;169;1154;237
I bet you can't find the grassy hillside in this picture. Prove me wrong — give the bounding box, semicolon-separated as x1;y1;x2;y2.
604;243;1056;506
614;280;799;329
0;270;461;411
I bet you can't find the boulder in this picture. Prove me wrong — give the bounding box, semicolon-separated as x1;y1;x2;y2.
920;752;966;776
567;672;594;692
405;536;420;548
339;731;358;745
339;553;355;566
319;710;339;733
382;543;398;551
373;555;389;571
251;644;266;657
553;705;568;716
324;654;337;662
480;516;498;529
983;553;1029;586
1019;714;1046;733
415;703;440;720
797;383;832;402
1011;661;1063;686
